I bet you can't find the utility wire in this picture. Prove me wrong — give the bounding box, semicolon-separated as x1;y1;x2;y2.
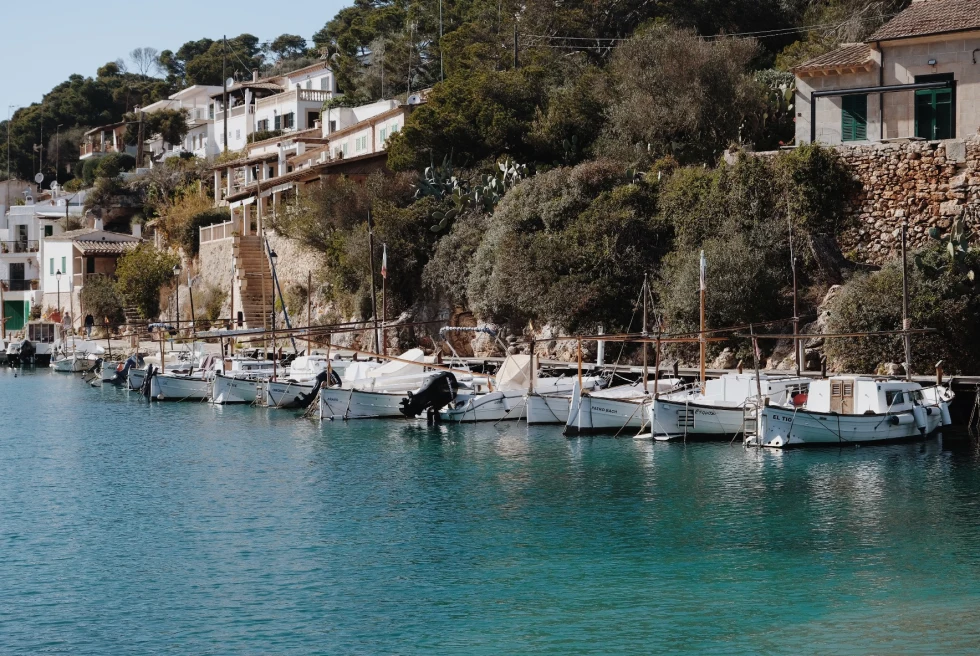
522;10;906;46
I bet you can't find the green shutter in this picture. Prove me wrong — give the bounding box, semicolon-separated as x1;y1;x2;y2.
842;95;868;142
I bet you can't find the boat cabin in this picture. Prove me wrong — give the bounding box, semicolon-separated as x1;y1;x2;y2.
705;373;810;407
803;377;925;415
27;321;61;344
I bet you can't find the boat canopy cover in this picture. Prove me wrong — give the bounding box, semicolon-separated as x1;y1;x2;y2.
495;354;532;392
366;348;426;378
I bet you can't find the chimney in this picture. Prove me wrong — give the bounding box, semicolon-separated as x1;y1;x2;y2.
94;218;104;231
132;222;142;239
252;69;259;82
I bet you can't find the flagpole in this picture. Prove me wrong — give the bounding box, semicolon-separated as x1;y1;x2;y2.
381;243;387;356
699;249;706;394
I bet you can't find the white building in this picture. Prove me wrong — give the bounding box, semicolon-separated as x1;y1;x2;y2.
42;220;141;329
209;63;340;154
139;85;223;161
0;187;84;332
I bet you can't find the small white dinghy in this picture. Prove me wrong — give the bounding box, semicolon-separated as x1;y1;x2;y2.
745;376;953;448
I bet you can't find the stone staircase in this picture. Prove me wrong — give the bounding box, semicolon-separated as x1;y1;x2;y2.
233;235;274;332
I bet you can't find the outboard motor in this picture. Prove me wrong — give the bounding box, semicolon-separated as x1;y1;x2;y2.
283;371;330;410
140;364;157;399
399;372;459;418
18;339;35;366
108;355;139;386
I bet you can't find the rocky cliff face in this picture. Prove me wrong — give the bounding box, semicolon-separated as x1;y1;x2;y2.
836;138;980;264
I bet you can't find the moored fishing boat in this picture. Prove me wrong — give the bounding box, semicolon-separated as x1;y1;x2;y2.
565;378;684;435
440;355;602;423
212;372;266;405
148;355;217;401
530;377;679;426
746;376;953;448
644;373;811;441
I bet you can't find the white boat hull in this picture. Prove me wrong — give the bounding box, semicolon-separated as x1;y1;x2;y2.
439;390;527;423
566;394;650;434
51;355;89;373
129;367;146;390
648;398;749;441
526;393;571;425
318;387;354;419
151;374;212;401
751;405;945;448
265;379;317;408
211;373;262;405
100;361;126;382
345;389;410;419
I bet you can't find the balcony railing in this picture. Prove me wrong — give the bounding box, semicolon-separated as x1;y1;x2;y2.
1;278;39;292
0;241;39;254
200;219;236;244
80;142;122;158
298;88;329;103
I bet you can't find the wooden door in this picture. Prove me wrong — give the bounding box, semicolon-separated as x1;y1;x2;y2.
830;381;854;414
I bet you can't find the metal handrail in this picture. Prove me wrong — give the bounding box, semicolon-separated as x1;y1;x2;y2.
1;278;39;291
0;240;40;253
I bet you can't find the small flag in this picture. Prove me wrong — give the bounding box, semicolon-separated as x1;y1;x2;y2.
699;250;706;292
381;244;388;280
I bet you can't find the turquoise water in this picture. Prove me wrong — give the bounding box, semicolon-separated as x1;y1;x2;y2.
3;369;980;654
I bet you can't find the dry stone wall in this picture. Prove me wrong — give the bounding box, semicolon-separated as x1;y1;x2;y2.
835;137;980;264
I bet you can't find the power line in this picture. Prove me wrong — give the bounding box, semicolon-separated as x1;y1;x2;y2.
521;10;906;46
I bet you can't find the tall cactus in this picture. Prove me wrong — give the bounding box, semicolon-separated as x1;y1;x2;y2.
916;206;977;285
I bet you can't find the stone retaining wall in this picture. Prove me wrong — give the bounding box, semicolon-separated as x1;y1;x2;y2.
835;137;980;264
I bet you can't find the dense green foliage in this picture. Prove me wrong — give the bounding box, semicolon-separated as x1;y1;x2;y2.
826;246;980;374
115;244;180;320
465;160;671;332
123;109;189;151
79;274;126;327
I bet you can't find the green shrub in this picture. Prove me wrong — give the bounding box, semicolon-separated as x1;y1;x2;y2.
80;274;125;327
63;178;84;192
248;129;284;143
466;159;670;332
776;143;859;235
825;245;980;374
195;283;227;322
115;244;180;320
656;234;790;362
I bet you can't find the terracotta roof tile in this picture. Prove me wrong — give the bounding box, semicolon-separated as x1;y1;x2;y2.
794;44;875;75
868;0;980;42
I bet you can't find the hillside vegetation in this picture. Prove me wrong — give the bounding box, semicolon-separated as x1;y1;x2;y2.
11;0;973;374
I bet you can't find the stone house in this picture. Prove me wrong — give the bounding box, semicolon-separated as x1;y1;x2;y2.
795;0;980;146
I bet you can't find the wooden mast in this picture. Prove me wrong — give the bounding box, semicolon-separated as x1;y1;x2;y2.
367;211;380;354
642;273;649;393
901;221;912;381
699;249;706;393
307;270;312;355
790;216;800;375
